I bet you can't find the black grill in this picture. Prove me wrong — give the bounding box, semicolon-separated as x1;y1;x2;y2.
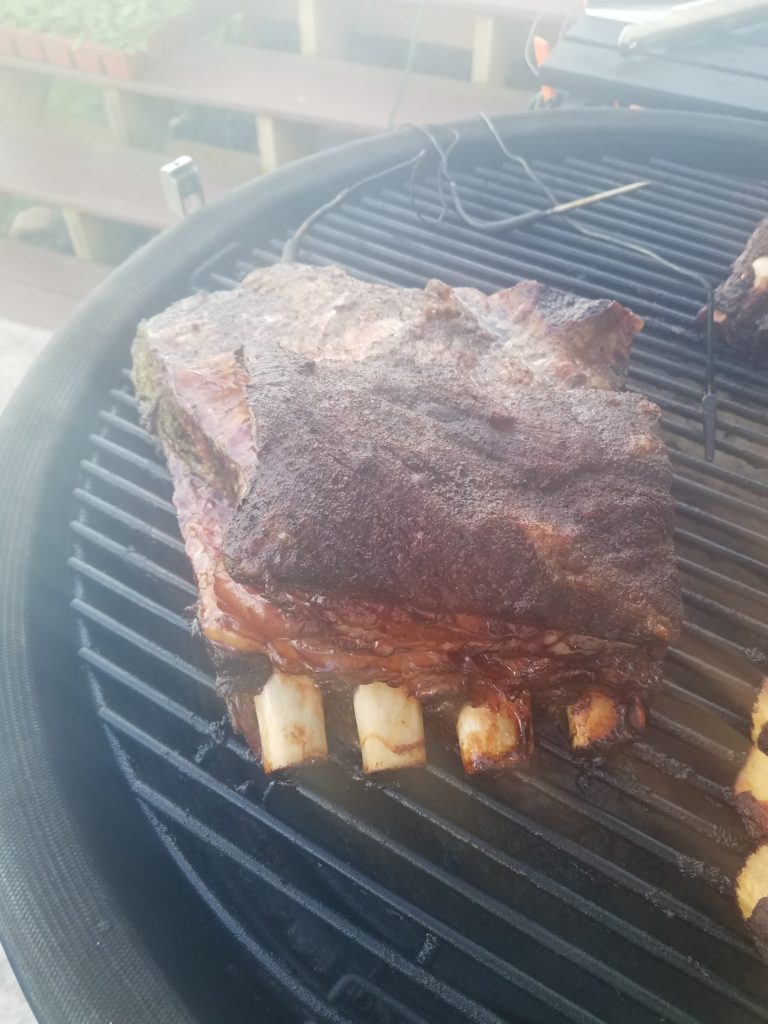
70;125;768;1023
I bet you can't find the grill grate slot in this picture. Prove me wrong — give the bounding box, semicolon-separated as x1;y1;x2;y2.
71;148;768;1022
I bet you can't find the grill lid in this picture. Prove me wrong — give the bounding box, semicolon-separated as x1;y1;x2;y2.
3;110;768;1024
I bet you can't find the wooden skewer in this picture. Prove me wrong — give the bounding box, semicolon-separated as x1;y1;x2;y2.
546;180;649;217
449;178;649;232
353;681;426;772
254;670;328;773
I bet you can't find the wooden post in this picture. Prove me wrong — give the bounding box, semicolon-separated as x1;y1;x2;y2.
62;208;145;264
360;0;469;49
103;90;173;149
240;0;298;46
256;115;317;172
297;0;353;58
471;15;518;86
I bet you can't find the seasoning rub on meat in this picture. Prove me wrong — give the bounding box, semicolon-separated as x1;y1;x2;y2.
133;263;681;774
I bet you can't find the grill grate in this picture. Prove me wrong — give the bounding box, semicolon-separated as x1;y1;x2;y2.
71;149;768;1023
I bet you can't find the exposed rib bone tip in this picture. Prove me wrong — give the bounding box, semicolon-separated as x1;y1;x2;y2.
752;257;768;291
735;746;768;842
567;690;645;751
457;693;533;773
738;845;768;922
254;670;328;773
353;681;426;772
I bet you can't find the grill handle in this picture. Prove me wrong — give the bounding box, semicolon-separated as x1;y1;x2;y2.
160;156;206;218
618;0;768;54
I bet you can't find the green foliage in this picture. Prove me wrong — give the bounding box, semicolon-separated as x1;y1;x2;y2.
48;77;109;126
0;0;195;53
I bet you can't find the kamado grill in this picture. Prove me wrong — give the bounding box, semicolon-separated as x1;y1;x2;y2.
3;109;768;1024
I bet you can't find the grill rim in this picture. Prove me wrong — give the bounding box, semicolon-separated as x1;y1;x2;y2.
2;108;768;1023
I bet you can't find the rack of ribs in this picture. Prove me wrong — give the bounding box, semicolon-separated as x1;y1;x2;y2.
706;216;768;357
132;262;681;774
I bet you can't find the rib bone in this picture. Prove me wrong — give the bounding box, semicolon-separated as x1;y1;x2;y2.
735;746;768;842
457;693;533;773
737;845;768;960
567;690;645;751
254;670;328;772
353;681;426;772
738;845;768;921
752;257;768;292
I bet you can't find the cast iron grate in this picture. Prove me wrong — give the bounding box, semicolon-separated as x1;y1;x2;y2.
71;150;768;1023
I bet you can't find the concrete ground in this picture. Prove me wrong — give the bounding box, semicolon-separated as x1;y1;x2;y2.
0;947;35;1024
0;319;50;413
0;316;52;1024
